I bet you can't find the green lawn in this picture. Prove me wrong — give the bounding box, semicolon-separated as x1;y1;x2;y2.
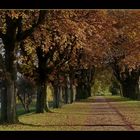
104;95;132;102
0;103;89;130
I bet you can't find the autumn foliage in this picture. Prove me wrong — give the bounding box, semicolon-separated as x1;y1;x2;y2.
0;10;139;124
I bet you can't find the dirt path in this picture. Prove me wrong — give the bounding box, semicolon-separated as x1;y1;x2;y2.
85;96;134;131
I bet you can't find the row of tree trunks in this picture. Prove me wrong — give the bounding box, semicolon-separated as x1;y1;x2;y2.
53;85;76;108
75;67;95;100
76;83;91;100
112;64;140;100
53;74;74;108
121;81;139;100
35;74;76;112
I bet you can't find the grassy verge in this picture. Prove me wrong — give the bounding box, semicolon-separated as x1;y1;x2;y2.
104;95;131;102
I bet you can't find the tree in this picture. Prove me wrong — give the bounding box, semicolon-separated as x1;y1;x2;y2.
28;28;77;111
16;75;35;113
46;31;77;108
0;10;46;123
103;10;140;99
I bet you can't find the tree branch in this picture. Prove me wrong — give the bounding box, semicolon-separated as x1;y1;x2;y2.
16;11;47;42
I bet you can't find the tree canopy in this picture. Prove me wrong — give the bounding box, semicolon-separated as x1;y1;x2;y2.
0;10;140;124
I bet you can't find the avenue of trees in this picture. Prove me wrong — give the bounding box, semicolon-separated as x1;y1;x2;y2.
0;10;139;124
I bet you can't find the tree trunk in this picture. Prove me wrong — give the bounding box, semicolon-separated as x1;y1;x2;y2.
62;86;65;103
6;79;17;123
64;75;71;103
53;86;57;108
36;82;49;113
70;85;74;103
87;84;91;97
84;84;89;99
45;85;50;112
0;84;7;122
24;98;30;113
59;86;63;106
121;82;129;98
72;85;77;102
121;81;140;100
53;86;63;108
82;84;88;99
64;86;68;103
119;83;123;97
17;94;28;113
76;84;82;100
65;87;71;104
1;45;18;123
129;82;139;100
0;20;19;123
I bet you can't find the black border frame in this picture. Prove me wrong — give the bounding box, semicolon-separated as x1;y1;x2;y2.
0;0;140;9
0;0;140;139
0;131;140;139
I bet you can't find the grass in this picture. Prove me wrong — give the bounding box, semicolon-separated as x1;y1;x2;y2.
104;95;131;102
77;97;96;102
0;103;89;130
16;105;36;116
